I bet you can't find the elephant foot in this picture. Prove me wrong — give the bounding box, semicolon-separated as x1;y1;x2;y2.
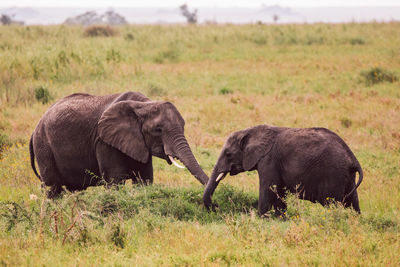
46;184;63;199
259;208;287;220
260;212;273;219
204;202;219;212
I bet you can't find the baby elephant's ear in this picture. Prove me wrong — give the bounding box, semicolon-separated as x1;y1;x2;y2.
242;131;274;171
98;101;149;163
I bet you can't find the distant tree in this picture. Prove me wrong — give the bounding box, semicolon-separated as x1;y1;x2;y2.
273;14;279;23
0;14;12;25
180;4;197;24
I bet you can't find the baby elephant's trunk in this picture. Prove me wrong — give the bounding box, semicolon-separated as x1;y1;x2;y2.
203;167;221;209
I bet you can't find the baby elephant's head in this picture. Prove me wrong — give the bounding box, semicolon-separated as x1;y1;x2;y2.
203;125;276;208
213;132;248;179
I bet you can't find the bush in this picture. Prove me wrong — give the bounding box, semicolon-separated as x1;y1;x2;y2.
34;86;52;104
219;87;233;95
0;184;257;233
0;202;34;232
109;224;126;248
83;25;118;37
361;67;398;86
124;33;134;41
340;117;352;128
350;37;365;45
89;184;257;222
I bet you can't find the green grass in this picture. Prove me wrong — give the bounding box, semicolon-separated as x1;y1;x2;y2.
0;22;399;266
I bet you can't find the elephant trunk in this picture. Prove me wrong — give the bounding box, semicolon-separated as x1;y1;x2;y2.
203;165;221;209
167;132;209;185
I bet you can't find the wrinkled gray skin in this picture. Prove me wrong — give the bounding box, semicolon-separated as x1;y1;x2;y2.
30;92;209;198
204;125;363;215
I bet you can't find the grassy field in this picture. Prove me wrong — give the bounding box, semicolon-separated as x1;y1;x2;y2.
0;22;399;266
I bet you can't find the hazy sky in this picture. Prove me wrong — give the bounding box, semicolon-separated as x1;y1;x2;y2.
1;0;399;7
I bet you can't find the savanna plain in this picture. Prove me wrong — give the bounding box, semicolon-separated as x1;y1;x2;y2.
0;22;399;266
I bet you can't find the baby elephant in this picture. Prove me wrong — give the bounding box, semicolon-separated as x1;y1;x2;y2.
203;125;363;215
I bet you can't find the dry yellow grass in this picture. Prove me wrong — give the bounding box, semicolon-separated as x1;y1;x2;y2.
0;22;399;266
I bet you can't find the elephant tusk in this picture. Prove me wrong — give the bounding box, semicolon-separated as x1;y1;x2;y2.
216;172;227;182
168;155;185;169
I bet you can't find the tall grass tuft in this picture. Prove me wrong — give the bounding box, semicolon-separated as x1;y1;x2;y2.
34;86;52;104
361;67;398;86
0;132;12;157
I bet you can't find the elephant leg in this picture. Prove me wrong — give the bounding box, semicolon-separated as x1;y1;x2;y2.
41;167;64;199
343;172;361;213
274;186;287;217
257;157;281;217
96;142;131;185
46;184;63;199
131;159;153;185
99;165;129;185
35;142;65;198
344;190;360;213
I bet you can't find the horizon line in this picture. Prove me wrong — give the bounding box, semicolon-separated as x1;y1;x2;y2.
2;5;400;8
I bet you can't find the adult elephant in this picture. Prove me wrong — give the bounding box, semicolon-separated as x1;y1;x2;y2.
203;125;363;215
30;91;209;198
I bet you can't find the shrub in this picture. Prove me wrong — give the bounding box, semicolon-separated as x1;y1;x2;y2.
34;86;52;104
361;67;398;86
0;202;34;232
110;224;126;248
0;184;258;239
350;37;365;45
361;214;398;232
340;117;352;128
219;87;233;95
83;25;118;37
57;50;69;66
124;33;134;41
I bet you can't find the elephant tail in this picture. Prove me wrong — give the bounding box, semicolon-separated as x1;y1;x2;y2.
343;160;363;202
29;135;41;180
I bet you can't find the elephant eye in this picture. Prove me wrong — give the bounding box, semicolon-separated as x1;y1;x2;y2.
225;151;232;157
154;127;162;133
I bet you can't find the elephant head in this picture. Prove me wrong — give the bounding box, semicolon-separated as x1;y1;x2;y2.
98;100;209;185
203;126;276;207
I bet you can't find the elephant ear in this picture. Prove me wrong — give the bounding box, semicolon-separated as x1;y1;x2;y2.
98;101;149;163
241;129;275;171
